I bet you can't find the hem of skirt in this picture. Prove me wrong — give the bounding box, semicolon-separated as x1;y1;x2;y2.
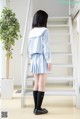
31;71;50;74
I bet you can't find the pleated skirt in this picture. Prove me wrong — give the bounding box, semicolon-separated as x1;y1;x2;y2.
30;53;48;74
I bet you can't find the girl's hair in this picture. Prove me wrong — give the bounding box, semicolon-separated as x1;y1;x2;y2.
32;10;48;28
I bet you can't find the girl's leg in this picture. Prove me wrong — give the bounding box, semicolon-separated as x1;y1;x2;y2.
33;74;39;112
38;74;47;91
33;74;39;91
35;74;48;115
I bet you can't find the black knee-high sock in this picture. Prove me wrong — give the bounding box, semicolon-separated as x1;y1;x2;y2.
36;91;44;110
33;91;38;109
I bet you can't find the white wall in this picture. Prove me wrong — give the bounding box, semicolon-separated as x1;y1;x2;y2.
9;0;30;85
32;0;69;17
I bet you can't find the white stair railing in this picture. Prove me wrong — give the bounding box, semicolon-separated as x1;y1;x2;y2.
20;0;32;108
69;16;80;108
73;11;80;108
20;0;31;55
69;17;76;87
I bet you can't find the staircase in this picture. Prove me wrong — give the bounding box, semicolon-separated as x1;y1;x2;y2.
47;17;77;96
21;16;80;108
26;17;75;88
47;17;74;85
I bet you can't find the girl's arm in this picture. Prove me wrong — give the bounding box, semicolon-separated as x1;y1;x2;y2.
28;39;31;59
43;29;51;64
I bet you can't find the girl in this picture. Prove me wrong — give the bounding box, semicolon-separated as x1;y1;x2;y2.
28;10;51;115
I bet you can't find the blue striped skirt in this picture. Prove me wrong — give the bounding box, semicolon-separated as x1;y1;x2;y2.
30;53;48;74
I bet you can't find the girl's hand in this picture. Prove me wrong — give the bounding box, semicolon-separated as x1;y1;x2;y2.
48;63;52;71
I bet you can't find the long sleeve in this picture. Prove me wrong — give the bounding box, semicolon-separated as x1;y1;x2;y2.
42;29;51;63
28;39;31;59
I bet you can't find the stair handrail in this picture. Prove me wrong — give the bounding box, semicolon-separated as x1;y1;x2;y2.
72;11;80;108
69;16;77;88
20;0;31;55
20;0;32;107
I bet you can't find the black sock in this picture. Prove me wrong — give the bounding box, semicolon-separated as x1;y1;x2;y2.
36;91;44;110
33;91;38;109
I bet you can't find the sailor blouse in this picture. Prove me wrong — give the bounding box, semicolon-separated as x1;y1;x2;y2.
28;27;51;74
28;27;51;63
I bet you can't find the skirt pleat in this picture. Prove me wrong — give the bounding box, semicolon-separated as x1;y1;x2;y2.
30;53;48;74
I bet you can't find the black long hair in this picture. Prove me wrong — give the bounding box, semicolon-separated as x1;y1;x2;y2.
32;10;48;28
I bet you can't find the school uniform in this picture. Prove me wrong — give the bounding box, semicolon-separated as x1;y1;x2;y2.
28;27;51;74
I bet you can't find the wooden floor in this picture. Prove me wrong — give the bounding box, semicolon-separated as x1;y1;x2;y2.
1;85;80;119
